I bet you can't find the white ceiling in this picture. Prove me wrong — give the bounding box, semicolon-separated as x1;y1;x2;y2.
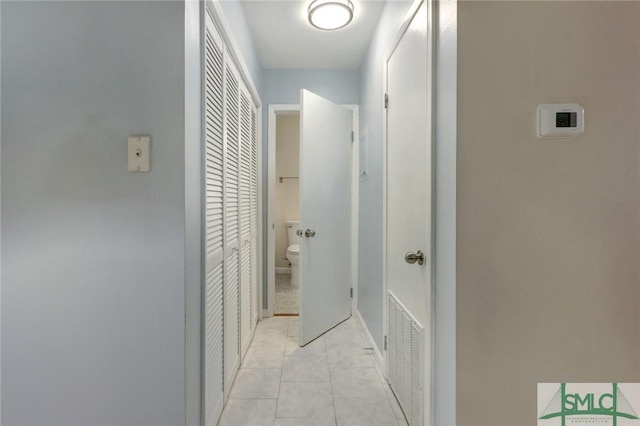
240;0;387;69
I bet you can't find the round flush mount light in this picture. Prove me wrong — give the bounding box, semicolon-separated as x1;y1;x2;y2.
308;0;354;31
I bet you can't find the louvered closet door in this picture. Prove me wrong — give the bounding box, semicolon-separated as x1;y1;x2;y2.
223;49;241;397
238;83;253;357
250;104;258;328
203;14;225;426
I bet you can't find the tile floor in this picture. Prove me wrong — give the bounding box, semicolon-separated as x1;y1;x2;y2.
218;316;407;426
275;273;299;315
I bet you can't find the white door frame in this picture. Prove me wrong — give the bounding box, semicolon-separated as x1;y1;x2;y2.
382;0;435;424
266;103;359;317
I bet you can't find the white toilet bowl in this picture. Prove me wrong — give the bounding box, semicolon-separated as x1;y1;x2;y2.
286;244;300;289
285;220;301;288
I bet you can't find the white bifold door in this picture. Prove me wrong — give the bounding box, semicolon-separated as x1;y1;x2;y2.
203;16;225;426
203;12;259;426
298;90;353;346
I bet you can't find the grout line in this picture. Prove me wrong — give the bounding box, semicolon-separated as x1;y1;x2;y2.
327;328;338;426
273;328;285;424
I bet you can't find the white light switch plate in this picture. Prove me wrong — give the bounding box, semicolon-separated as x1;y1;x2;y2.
128;136;151;172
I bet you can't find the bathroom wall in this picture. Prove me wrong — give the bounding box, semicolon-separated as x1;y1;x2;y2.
1;2;187;425
275;115;300;270
457;1;640;425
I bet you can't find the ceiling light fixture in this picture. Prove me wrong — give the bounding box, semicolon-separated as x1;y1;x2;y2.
308;0;354;31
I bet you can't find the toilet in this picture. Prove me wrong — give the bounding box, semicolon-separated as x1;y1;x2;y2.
285;220;301;288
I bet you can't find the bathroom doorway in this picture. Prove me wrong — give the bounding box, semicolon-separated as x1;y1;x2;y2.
274;112;301;315
266;103;359;319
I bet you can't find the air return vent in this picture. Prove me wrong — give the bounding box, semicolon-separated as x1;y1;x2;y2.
387;291;424;425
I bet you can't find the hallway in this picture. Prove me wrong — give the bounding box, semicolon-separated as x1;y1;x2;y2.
218;317;407;426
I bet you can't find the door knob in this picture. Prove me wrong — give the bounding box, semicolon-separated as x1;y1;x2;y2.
296;229;304;237
404;250;425;266
305;229;316;238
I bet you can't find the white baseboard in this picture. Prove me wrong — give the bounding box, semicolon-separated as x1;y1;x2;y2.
355;310;385;376
275;267;291;274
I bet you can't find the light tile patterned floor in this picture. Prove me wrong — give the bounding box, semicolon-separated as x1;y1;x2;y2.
218;316;407;426
275;273;298;315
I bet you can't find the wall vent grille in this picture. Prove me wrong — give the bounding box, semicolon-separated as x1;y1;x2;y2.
387;291;424;426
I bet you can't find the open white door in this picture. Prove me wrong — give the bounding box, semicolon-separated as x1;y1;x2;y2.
299;89;352;346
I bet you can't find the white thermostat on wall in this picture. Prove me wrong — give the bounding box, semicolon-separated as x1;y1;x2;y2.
537;103;584;138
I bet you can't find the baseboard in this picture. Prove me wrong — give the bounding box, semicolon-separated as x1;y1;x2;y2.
355;310;385;376
275;267;291;274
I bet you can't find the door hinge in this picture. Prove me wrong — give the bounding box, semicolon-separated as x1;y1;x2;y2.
350;288;353;298
351;131;354;143
384;93;389;109
384;335;388;351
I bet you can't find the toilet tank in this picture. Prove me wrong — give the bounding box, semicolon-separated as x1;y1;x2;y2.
285;220;301;245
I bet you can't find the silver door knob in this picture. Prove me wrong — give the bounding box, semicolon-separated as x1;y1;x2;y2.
296;229;304;237
305;229;316;238
404;250;425;265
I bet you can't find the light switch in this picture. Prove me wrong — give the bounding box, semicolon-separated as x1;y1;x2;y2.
128;136;151;172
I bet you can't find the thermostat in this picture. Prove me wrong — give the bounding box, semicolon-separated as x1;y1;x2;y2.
537;103;584;138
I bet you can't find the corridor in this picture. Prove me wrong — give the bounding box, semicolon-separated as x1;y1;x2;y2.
218;316;408;426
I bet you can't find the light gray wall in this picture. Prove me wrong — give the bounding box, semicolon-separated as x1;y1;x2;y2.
184;0;202;425
262;69;359;106
357;0;413;352
457;2;640;425
1;2;186;425
216;0;263;96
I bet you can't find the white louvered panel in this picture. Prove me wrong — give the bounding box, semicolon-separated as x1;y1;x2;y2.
238;84;253;355
223;248;239;395
205;119;224;261
239;236;252;356
401;311;412;422
204;23;224;263
395;305;405;405
203;15;224;426
250;106;258;232
204;263;224;426
250;238;258;328
249;105;258;329
222;51;241;397
410;322;423;425
388;292;424;426
224;57;240;247
387;298;397;388
239;88;252;235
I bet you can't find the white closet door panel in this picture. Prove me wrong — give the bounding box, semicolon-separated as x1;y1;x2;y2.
250;105;258;328
203;9;260;411
204;264;224;426
238;83;253;355
239;87;252;236
224;55;240;250
239;237;252;355
223;50;241;397
223;249;239;396
203;14;224;426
